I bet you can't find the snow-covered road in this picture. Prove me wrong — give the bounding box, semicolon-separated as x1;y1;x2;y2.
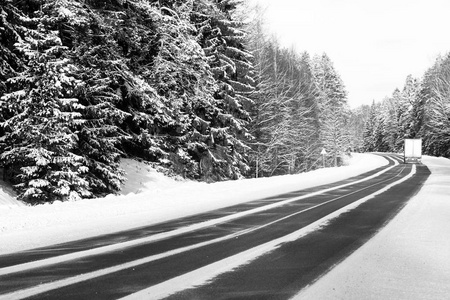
294;155;450;300
1;153;421;300
1;153;449;299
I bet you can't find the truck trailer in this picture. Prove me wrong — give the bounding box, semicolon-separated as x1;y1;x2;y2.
404;138;422;163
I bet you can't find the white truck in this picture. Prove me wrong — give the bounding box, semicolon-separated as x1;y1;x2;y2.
404;138;422;163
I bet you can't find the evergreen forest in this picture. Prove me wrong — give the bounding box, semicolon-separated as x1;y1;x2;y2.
361;56;450;158
1;0;448;204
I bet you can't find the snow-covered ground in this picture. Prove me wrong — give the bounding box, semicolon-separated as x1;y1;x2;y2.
0;153;386;255
0;177;24;208
294;155;450;300
1;153;449;299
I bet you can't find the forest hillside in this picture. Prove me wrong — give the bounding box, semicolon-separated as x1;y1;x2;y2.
0;0;361;203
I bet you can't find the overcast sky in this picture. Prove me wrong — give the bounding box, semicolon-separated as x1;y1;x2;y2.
249;0;450;108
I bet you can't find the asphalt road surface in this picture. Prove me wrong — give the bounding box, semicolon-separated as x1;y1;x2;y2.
0;154;430;300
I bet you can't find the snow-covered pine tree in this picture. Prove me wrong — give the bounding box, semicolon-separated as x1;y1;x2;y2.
249;39;293;176
380;95;401;152
362;102;378;152
80;0;171;167
141;1;222;180
0;1;25;99
362;101;388;153
273;48;300;174
312;53;349;166
43;0;130;196
260;42;291;175
244;5;272;177
289;52;321;172
390;89;406;151
191;0;254;180
347;104;371;152
375;75;421;154
244;6;289;177
312;53;347;110
373;105;389;152
321;108;350;166
420;54;450;157
0;9;90;203
270;48;316;174
400;75;421;138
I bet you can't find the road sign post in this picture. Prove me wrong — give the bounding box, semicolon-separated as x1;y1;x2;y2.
321;148;327;168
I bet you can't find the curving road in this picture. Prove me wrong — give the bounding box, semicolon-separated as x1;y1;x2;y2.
0;154;430;300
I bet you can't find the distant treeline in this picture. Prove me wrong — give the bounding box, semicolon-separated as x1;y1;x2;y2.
361;54;450;158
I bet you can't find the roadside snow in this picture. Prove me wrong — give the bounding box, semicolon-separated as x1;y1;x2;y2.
293;155;450;300
120;164;416;300
0;153;386;255
0;178;23;208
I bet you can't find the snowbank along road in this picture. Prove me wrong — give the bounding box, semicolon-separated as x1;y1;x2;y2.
0;154;430;300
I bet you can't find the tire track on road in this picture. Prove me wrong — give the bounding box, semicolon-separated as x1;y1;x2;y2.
0;154;404;300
